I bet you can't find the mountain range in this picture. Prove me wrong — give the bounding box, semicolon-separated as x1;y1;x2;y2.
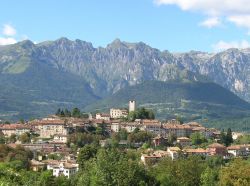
1;38;250;124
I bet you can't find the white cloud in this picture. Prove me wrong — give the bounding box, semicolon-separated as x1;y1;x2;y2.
212;40;250;52
0;24;31;45
155;0;250;30
228;15;250;29
155;0;250;15
3;24;16;36
0;37;17;45
199;17;220;28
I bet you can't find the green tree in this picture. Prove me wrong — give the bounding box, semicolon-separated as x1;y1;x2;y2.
127;108;155;121
77;144;97;169
201;167;219;186
56;108;61;116
152;156;205;186
226;128;233;146
0;136;5;144
38;170;55;186
119;129;128;140
77;149;153;185
219;159;250;186
220;128;233;146
190;132;207;145
60;110;65;117
96;126;105;136
64;109;72;117
54;175;70;186
176;115;184;124
168;133;177;146
235;134;250;144
72;108;81;118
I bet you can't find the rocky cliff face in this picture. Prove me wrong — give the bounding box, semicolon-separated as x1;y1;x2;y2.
175;49;250;101
1;38;250;102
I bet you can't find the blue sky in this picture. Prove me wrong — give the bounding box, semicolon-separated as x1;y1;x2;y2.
0;0;249;52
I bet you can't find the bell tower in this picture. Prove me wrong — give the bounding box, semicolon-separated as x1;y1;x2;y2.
129;100;136;112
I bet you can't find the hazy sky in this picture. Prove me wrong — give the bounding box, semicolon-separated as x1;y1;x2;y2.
0;0;249;52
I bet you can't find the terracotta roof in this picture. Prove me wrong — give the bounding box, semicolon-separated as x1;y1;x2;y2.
184;148;208;153
208;143;225;148
34;120;65;125
227;145;244;150
92;119;110;124
0;124;31;130
143;123;162;127
142;119;160;123
192;127;206;131
164;124;191;129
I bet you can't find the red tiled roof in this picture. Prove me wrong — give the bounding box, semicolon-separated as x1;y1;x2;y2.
163;124;191;129
0;124;31;130
208;143;225;148
31;120;65;125
227;145;244;150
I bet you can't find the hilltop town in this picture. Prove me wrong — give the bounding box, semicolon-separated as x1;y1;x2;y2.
0;100;250;183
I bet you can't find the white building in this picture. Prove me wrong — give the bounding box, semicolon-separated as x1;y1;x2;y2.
95;113;110;121
53;134;68;143
110;109;128;119
123;122;141;133
141;120;162;136
34;120;69;138
45;160;78;178
232;132;244;140
111;121;120;132
227;145;248;157
52;162;78;178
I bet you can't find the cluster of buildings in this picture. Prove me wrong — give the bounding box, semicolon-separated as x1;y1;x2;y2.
109;119;222;139
0;100;249;177
141;143;250;165
0;118;221;142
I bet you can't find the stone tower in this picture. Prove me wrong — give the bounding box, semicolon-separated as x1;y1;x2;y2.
129;100;136;112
